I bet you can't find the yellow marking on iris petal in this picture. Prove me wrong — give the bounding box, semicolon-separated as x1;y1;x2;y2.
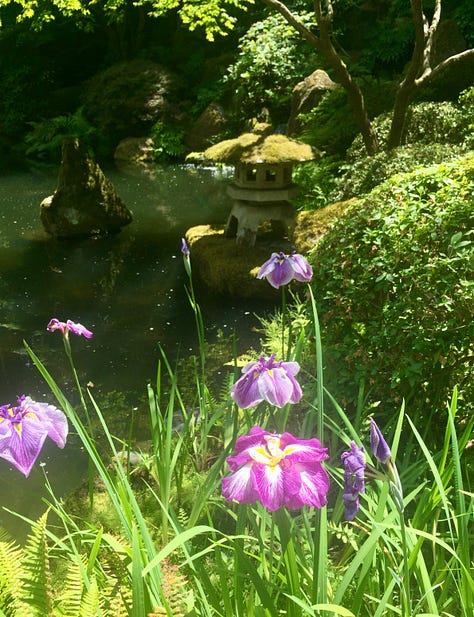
8;407;14;417
250;436;286;468
25;412;38;421
14;423;22;436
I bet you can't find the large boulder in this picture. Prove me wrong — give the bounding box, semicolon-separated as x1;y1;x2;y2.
40;138;133;237
184;102;227;152
114;137;155;166
287;69;339;136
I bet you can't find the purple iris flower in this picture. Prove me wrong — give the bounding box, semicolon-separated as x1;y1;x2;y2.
47;318;93;339
370;417;392;464
341;441;366;520
257;251;313;289
231;354;302;409
0;395;68;477
222;425;330;512
181;237;190;257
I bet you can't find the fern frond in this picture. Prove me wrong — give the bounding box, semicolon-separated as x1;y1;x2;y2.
0;532;24;616
79;575;99;617
18;512;53;617
55;554;86;616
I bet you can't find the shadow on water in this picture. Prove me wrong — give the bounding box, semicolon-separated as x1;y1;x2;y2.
0;163;273;540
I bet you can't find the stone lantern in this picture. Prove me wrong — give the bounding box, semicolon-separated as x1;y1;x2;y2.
198;123;319;245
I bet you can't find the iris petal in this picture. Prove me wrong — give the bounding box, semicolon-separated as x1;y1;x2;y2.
222;464;259;504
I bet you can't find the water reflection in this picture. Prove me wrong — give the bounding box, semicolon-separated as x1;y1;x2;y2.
0;163;267;539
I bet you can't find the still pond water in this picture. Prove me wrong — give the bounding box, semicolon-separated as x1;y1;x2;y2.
0;163;268;538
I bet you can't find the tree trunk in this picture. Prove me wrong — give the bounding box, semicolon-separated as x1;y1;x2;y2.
261;0;379;155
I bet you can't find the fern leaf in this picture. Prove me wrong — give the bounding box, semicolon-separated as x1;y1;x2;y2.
18;512;53;617
79;576;99;617
0;532;24;616
55;555;86;616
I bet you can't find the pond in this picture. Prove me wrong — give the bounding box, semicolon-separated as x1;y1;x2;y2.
0;163;270;539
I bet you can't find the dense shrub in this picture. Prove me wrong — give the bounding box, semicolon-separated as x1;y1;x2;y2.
311;154;474;422
331;142;465;201
331;98;473;200
299;79;396;157
224;12;318;126
348;100;470;161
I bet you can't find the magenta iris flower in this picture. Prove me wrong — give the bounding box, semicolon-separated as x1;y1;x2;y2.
341;441;366;520
47;318;93;339
257;251;313;288
370;417;392;464
222;425;330;511
0;395;68;477
231;354;302;408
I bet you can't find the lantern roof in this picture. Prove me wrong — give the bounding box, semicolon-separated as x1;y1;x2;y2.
192;123;319;165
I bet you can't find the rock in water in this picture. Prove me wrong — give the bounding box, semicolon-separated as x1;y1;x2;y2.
40;137;133;237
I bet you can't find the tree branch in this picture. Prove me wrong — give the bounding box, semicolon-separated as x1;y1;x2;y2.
416;48;474;88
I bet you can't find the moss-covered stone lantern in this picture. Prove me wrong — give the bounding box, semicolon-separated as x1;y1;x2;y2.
196;123;319;245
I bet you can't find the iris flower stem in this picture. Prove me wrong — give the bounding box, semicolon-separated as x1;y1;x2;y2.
183;262;208;468
281;285;287;360
307;283;328;605
274;508;300;617
62;335;95;507
399;510;412;617
62;336;90;427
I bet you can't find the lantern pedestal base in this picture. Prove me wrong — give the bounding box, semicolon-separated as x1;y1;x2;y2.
224;200;295;246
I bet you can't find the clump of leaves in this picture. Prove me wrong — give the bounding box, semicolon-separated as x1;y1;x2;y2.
224;12;319;126
150;121;187;162
311;154;474;423
330;97;473;200
24;108;96;162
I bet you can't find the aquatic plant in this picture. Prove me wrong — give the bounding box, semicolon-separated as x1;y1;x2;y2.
0;395;67;476
230;354;302;408
222;425;330;511
0;242;472;617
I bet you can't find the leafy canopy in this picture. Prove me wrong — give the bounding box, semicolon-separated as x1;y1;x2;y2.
0;0;254;39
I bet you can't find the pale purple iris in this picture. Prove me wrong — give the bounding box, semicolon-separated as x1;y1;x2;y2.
222;425;330;512
341;441;366;520
231;354;302;409
257;251;313;288
0;395;68;477
47;318;93;339
181;237;190;257
370;417;392;464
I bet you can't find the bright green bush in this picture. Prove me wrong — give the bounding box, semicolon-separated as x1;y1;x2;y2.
331;141;465;201
331;98;473;200
311;154;474;420
224;12;318;125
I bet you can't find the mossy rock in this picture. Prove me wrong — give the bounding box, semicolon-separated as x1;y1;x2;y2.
185;225;288;299
292;199;356;254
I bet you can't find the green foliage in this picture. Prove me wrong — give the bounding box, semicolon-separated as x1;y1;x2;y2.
311;154;474;419
292;157;342;210
332;98;473;200
224;11;319;125
299;79;396;158
332;142;465;201
349;100;471;160
24;108;96;162
150;121;187;162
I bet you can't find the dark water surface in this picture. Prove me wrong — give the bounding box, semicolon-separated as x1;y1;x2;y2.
0;164;267;538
